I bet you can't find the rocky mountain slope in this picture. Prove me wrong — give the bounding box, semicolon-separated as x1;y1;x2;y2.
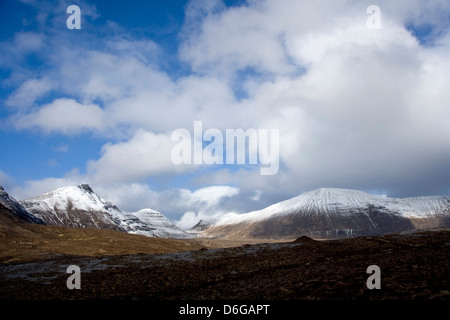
20;184;124;231
20;184;189;238
200;188;450;239
0;186;44;224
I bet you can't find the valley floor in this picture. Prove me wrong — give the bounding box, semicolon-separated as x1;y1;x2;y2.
0;229;449;300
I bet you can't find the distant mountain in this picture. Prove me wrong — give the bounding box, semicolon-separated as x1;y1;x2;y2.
201;188;450;239
188;219;217;233
0;186;44;224
19;184;190;239
127;208;188;238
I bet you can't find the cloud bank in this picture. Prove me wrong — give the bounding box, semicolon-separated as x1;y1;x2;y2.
1;0;450;227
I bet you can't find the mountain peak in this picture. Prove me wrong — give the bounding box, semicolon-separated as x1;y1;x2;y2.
304;187;374;197
20;183;124;231
19;184;190;239
134;208;161;215
79;184;94;193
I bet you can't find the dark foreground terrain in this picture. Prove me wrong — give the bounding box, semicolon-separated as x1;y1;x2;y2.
1;229;449;300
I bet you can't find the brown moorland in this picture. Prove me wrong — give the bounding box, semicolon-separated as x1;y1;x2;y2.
0;206;202;264
1;203;449;301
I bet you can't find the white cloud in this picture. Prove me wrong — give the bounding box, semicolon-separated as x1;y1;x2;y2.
0;170;15;191
10;169;86;200
91;182;159;212
2;0;450;220
174;185;239;229
105;37;161;65
87;129;195;184
108;75;239;133
5;78;54;110
13;98;105;134
0;32;45;72
37;179;242;228
175;0;450;198
13;31;45;52
179;0;353;77
94;182;241;228
186;185;239;207
176;211;199;230
88;183;240;229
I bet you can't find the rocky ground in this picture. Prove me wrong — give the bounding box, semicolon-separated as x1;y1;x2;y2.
1;229;449;301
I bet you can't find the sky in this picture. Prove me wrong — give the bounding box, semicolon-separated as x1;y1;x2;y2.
0;0;449;229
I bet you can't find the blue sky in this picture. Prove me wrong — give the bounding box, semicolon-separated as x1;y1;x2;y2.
1;0;450;228
0;0;188;182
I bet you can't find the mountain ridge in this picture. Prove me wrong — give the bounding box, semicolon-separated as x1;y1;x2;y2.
200;187;450;239
3;184;449;241
19;184;190;239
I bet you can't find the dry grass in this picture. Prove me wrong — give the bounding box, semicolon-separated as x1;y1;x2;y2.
0;209;202;263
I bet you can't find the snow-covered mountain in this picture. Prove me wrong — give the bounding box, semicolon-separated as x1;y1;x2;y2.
20;184;125;231
19;184;190;238
0;186;44;224
10;185;450;240
127;208;188;238
201;188;450;239
188;219;217;233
